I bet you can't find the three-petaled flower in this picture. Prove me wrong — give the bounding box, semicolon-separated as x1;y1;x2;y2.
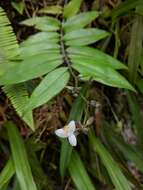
55;121;77;146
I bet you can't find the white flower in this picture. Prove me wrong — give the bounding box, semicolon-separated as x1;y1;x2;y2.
55;120;77;146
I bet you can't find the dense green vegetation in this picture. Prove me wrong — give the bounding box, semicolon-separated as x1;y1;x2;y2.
0;0;143;189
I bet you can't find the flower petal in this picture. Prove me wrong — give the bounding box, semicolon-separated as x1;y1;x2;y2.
68;134;77;146
55;128;68;138
68;120;76;135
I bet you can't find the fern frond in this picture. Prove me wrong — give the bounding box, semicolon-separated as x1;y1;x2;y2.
0;7;34;130
0;7;19;60
3;84;34;130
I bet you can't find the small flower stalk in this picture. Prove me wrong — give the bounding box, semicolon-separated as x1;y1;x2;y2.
55;120;77;146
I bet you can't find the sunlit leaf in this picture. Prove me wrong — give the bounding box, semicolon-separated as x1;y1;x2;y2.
63;0;83;18
64;28;110;46
63;11;99;32
39;5;63;15
25;67;70;110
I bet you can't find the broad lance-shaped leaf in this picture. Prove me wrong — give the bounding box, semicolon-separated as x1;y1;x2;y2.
64;28;110;46
21;16;61;31
63;0;83;18
68;150;96;190
20;43;60;57
5;122;37;190
72;60;134;90
3;84;34;130
24;67;69;110
0;158;15;190
0;53;62;85
20;32;60;46
38;5;63;15
60;84;88;178
67;46;127;70
63;11;99;32
89;132;132;190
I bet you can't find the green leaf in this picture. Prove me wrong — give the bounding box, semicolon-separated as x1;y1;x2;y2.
25;67;69;110
111;0;143;20
5;121;37;190
68;150;96;190
89;133;132;190
63;11;99;32
0;53;62;85
68;46;127;70
3;84;34;130
128;15;143;84
0;7;19;59
63;0;83;18
11;1;25;15
21;16;61;31
72;58;134;90
38;5;63;15
20;43;60;57
109;134;143;173
0;158;15;190
64;28;110;46
20;32;60;47
127;92;143;147
60;84;88;178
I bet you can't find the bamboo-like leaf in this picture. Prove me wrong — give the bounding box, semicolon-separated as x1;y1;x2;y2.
63;11;99;32
3;84;34;130
89;132;132;190
63;0;83;18
20;32;60;47
60;84;88;178
0;158;15;190
0;53;62;85
25;67;69;110
5;121;37;190
68;150;96;190
67;46;127;70
21;16;61;31
64;28;110;46
72;59;134;90
38;5;63;15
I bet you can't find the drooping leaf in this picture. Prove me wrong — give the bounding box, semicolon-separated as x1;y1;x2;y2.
0;158;15;190
68;150;96;190
5;121;37;190
3;84;34;130
67;46;127;70
20;16;61;31
72;58;134;90
0;53;62;85
60;84;88;178
25;67;70;110
63;0;83;18
63;11;99;32
89;132;132;190
64;28;110;46
38;5;63;15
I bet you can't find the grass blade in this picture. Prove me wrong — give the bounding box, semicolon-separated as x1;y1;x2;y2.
68;150;96;190
0;158;15;189
5;121;37;190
